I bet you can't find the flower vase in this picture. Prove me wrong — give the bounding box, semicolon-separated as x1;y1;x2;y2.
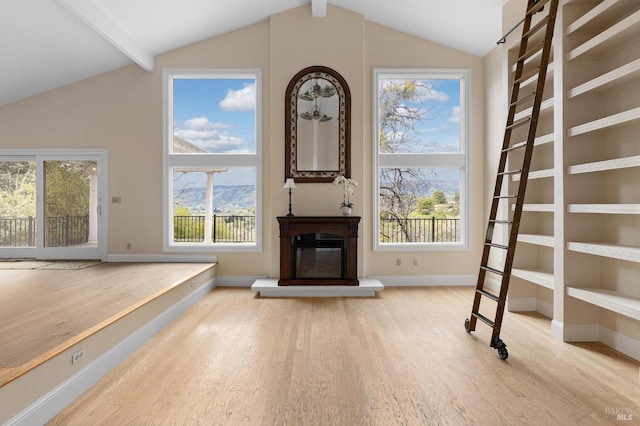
341;206;352;216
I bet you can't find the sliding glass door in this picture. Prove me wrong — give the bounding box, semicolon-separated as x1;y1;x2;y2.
0;151;106;260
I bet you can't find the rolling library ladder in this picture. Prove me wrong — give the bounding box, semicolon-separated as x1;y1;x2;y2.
465;0;559;360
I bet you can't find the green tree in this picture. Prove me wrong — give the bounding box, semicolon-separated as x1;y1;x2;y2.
432;189;447;205
44;161;92;218
0;161;36;218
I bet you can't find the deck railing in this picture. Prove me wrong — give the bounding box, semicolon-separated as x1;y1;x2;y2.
174;215;256;243
380;217;460;243
1;215;460;246
0;216;90;247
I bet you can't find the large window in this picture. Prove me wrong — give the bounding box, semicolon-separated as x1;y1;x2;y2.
373;69;469;250
163;69;261;251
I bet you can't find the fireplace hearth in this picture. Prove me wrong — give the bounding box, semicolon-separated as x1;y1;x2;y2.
278;216;360;286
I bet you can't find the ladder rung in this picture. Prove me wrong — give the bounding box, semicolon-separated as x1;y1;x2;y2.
506;116;531;130
494;195;517;199
481;265;504;276
489;219;513;225
498;169;523;176
518;41;545;64
503;143;527;153
514;67;541;85
472;312;495;328
486;242;509;250
477;289;500;302
510;93;535;108
522;15;550;41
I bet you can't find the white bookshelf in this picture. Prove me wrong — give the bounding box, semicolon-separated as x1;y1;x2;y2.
518;233;554;247
514;97;554;121
560;0;640;358
512;168;554;181
567;287;640;321
567;242;640;263
567;155;640;175
566;9;640;60
512;268;554;290
518;203;554;212
568;204;640;214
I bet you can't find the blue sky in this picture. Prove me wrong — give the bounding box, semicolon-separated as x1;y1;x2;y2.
380;78;461;154
173;78;256;154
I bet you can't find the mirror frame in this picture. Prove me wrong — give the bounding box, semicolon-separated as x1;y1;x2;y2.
285;65;351;183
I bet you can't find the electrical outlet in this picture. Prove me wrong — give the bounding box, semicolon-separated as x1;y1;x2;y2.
396;258;401;266
72;348;85;365
413;259;418;266
126;243;131;250
190;280;196;288
112;196;122;204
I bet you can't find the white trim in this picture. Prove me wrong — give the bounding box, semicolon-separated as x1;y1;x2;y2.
371;68;470;252
561;323;600;342
106;254;217;263
57;0;154;71
507;297;537;312
600;325;640;361
162;69;262;254
0;149;108;261
311;0;327;17
216;275;264;287
370;274;475;286
6;277;216;426
551;319;564;341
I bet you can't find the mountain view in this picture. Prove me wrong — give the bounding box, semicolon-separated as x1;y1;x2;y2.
175;185;255;214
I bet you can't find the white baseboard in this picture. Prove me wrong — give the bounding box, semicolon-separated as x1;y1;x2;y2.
561;323;600;342
551;319;564;341
599;326;640;361
106;254;217;263
216;276;265;287
7;278;216;426
371;275;476;286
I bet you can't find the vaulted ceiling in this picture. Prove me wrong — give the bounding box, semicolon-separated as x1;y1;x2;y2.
0;0;509;106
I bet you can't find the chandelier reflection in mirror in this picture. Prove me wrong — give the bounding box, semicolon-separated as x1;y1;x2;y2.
285;66;351;183
299;79;336;122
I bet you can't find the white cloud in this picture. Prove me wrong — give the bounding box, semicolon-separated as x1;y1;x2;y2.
175;117;244;152
183;116;229;131
219;83;256;111
416;86;449;103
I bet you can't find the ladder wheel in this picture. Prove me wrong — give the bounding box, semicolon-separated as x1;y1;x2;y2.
464;318;471;333
495;341;509;360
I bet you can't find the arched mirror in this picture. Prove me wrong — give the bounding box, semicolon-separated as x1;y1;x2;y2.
285;66;351;183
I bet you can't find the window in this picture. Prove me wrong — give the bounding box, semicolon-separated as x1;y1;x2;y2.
373;69;469;250
163;69;261;251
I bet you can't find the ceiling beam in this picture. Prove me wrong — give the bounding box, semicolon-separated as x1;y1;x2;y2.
57;0;154;71
312;0;327;17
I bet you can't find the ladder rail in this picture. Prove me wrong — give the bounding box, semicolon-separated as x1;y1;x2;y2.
467;0;559;359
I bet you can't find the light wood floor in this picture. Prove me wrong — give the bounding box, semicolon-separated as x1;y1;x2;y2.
50;287;639;425
0;262;215;387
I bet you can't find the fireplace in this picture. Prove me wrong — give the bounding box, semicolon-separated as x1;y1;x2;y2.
278;216;359;286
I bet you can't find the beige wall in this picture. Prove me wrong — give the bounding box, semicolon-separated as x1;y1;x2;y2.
0;5;485;280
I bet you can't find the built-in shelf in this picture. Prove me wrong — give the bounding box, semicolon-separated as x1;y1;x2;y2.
567;155;640;174
517;204;554;212
567;9;640;61
567;107;640;137
515;97;554;121
518;233;554;247
568;204;640;214
567;242;640;263
511;132;554;151
568;58;640;99
512;268;554;290
566;0;639;36
520;62;554;89
513;168;554;181
567;287;640;321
